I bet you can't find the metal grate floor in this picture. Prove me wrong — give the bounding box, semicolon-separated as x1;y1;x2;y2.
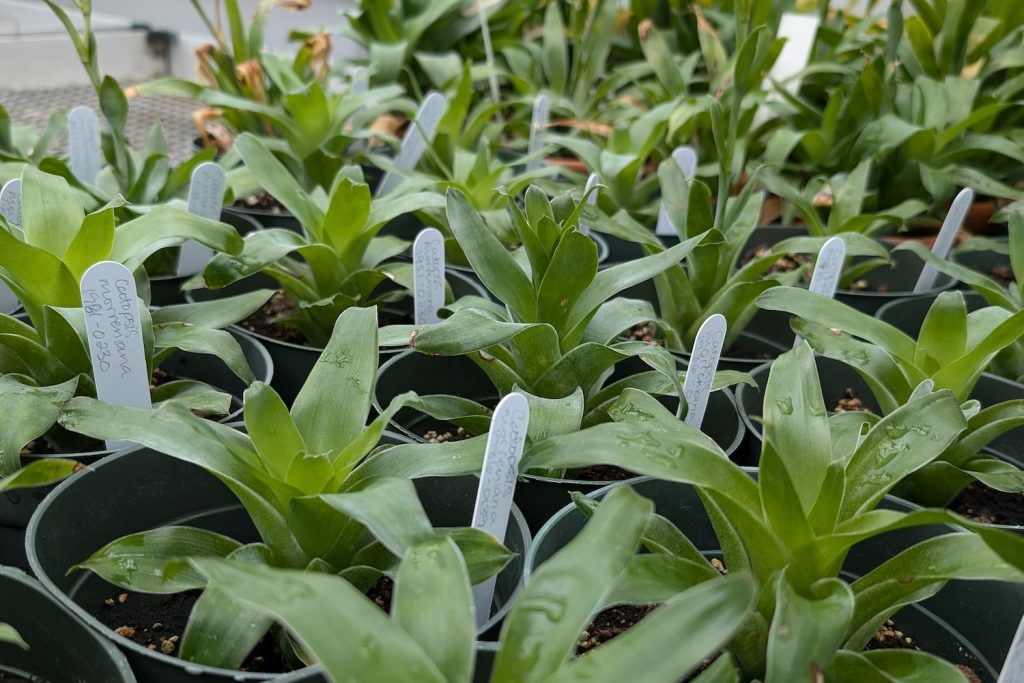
0;84;199;163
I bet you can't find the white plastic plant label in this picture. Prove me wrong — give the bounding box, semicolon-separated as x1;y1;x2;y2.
998;614;1024;683
80;261;151;450
413;228;445;325
68;106;102;185
579;172;600;237
376;92;447;197
683;314;726;428
177;162;226;275
753;13;820;127
655;145;699;237
526;94;550;173
0;178;22;226
794;236;846;347
913;187;974;293
471;392;529;627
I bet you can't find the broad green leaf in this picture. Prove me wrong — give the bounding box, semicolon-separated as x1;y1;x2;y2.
244;382;306;481
0;376;78;474
73;526;241;593
492;485;653;683
188;559;446;681
291;306;377;456
0;458;79;491
394;537;474;683
827;649;972;683
21;165;84;257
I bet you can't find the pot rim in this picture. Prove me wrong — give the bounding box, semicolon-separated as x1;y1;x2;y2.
25;441;530;680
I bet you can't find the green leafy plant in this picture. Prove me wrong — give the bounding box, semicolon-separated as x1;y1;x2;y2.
520;343;1024;681
42;0;222;214
897;210;1024;383
184;484;757;682
57;306;513;670
379;186;749;438
195;133;446;347
0;167;265;466
758;285;1024;506
0;623;27;650
0;106;66;182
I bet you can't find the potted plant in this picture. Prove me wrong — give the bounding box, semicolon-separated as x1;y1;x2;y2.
525;343;1024;680
31;306;529;681
168;483;756;683
376;186;750;529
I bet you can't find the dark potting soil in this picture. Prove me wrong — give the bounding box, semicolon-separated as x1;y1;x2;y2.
721;341;775;361
950;481;1024;526
738;245;811;275
573;464;637;482
242;290;414;346
367;576;394;612
846;278;891;293
627;322;662;346
422;426;472;444
233;191;289;215
992;264;1015;287
94;589;288;673
829;388;872;414
865;619;981;682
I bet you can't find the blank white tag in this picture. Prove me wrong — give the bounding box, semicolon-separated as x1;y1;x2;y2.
526;94;550;173
80;261;152;450
1;178;22;226
68;106;102;186
413;228;445;325
754;14;820;127
999;614;1024;683
655;146;699;237
913;187;973;293
376;92;447;197
579;172;600;237
471;392;529;626
794;236;846;347
177;162;226;275
683;314;726;428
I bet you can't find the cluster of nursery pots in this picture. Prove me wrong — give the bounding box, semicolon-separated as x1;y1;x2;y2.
5;1;1024;682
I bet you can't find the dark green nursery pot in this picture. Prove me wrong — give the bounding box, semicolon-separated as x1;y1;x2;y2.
26;441;529;682
0;566;136;682
529;477;1024;682
374;350;745;532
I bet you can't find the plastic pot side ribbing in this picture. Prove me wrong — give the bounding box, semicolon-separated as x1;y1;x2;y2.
185;268;488;405
0;566;136;682
374;349;747;532
26;443;529;682
528;477;1024;682
0;330;273;569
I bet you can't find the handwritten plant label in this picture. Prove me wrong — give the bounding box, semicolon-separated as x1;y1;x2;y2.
579;172;601;237
0;178;21;226
471;392;529;626
526;94;550;173
794;236;846;347
68;106;102;185
376;92;447;197
913;187;974;293
177;162;226;275
413;228;445;325
754;13;820;127
656;146;699;237
998;614;1024;683
80;261;151;450
683;314;726;428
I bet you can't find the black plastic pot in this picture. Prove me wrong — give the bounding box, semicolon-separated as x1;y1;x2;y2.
0;566;136;682
27;442;529;682
0;331;272;569
149;209;263;306
836;246;956;314
374;350;746;532
186;269;488;405
529;477;1024;682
